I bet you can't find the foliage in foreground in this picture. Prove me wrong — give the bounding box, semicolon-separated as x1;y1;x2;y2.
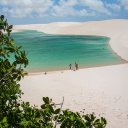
0;15;107;128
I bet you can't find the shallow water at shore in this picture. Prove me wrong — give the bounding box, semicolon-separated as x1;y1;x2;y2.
11;30;124;72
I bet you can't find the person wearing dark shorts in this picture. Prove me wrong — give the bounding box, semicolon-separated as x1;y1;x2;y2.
69;64;72;70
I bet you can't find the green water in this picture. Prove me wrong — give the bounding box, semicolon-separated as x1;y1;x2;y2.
11;30;124;72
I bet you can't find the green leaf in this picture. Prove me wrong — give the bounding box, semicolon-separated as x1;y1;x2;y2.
84;115;91;122
91;114;96;121
70;115;75;121
18;45;22;49
8;25;13;29
101;117;104;124
104;118;107;124
23;73;28;76
13;74;18;79
7;54;10;57
76;112;81;118
86;121;91;126
49;99;52;103
41;104;46;109
25;102;29;106
54;108;60;114
46;107;50;113
43;97;49;104
101;117;107;125
49;105;54;113
3;117;7;123
1;15;4;21
94;119;100;125
67;111;72;115
4;123;9;127
17;76;21;81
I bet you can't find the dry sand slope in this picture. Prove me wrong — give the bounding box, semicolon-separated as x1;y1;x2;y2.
20;64;128;128
14;20;128;128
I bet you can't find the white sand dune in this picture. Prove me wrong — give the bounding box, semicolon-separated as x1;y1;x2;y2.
15;20;128;127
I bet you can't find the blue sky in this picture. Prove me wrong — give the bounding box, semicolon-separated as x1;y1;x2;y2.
0;0;128;25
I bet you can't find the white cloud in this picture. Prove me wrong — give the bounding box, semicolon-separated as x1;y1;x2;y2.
0;0;54;8
0;0;119;18
78;9;96;16
9;8;32;18
80;0;111;15
1;7;9;16
120;0;128;6
106;3;121;12
120;0;128;11
52;0;96;17
52;0;78;16
52;0;111;16
58;0;78;6
0;0;54;17
52;5;96;17
52;5;76;16
125;6;128;10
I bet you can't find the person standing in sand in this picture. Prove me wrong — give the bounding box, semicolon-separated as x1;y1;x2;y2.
76;63;78;70
75;62;78;70
69;64;72;70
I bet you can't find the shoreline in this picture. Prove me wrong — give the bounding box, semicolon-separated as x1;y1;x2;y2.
107;38;128;63
11;29;22;33
26;62;127;75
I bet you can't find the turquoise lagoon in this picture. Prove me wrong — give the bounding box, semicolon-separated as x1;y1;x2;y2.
11;30;124;72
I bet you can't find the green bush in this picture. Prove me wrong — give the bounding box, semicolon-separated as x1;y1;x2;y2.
0;15;107;128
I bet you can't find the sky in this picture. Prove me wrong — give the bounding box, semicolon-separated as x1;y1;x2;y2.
0;0;128;25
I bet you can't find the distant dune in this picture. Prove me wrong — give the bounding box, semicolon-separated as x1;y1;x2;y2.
14;19;128;61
